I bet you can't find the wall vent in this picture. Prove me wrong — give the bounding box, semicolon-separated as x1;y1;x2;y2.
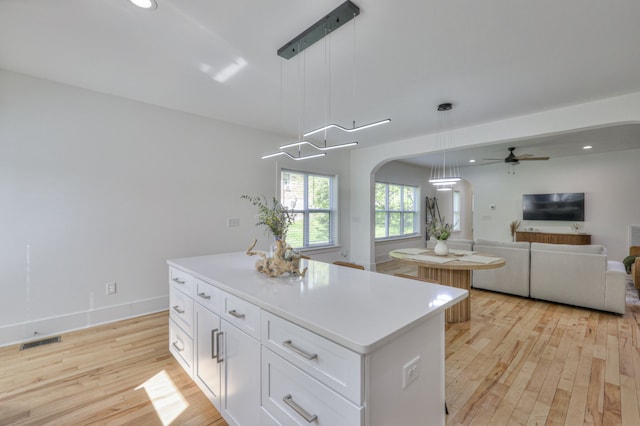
20;336;62;351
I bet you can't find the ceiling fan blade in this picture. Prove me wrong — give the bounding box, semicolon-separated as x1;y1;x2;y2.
483;158;505;161
514;153;534;159
518;156;550;161
477;160;503;165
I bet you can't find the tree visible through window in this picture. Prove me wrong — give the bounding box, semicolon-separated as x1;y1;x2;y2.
281;170;336;249
375;182;419;239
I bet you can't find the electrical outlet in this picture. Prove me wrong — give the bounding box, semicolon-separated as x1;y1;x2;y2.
106;282;117;296
227;218;240;227
402;356;421;389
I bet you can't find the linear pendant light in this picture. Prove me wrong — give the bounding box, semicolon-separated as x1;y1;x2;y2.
262;1;389;160
261;151;326;160
429;102;461;190
303;119;391;137
279;140;358;151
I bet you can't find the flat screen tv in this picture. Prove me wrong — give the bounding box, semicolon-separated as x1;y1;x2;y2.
522;192;585;221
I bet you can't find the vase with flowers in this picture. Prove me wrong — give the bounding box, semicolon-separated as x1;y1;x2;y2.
242;195;306;278
429;219;452;255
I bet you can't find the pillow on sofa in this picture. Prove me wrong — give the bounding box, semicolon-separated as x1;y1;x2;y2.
530;242;604;254
475;239;530;249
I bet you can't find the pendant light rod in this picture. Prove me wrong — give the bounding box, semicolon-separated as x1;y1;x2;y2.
277;1;360;60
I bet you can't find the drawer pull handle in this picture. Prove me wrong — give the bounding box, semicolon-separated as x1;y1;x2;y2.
216;331;224;364
282;340;318;360
172;277;186;284
211;328;219;359
172;341;184;352
172;305;185;314
283;394;318;423
198;292;211;300
228;309;245;319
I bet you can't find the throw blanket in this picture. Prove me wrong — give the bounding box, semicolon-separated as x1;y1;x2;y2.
623;255;638;274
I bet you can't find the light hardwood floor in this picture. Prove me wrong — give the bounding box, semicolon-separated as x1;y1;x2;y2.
378;260;640;426
1;263;639;425
0;312;226;425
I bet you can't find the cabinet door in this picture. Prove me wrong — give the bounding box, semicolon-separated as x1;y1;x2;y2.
195;304;222;408
222;319;260;426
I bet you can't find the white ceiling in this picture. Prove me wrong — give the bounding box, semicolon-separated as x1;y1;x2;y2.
2;0;640;161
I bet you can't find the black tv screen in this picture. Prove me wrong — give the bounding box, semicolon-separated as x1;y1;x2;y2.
522;193;585;221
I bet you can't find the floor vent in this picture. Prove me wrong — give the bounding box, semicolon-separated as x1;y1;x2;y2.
20;336;62;351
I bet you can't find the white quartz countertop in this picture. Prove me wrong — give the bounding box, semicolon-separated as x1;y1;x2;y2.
167;252;468;354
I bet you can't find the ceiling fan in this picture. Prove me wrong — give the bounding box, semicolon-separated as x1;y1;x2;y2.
484;147;550;165
483;147;550;173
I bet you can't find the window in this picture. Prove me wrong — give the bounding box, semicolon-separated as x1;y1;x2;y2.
453;190;461;232
375;182;419;239
281;170;336;249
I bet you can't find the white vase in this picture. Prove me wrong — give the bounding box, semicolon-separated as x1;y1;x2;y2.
434;240;449;256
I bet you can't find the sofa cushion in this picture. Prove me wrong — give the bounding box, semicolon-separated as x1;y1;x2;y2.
531;242;604;255
475;239;530;249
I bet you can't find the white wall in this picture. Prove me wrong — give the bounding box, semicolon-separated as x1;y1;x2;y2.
0;70;350;345
462;148;640;261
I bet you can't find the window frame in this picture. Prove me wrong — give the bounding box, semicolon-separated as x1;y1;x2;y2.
280;169;337;249
374;181;420;241
452;190;461;232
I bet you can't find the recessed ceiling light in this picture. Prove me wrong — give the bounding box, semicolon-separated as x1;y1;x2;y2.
583;145;593;150
129;0;157;10
469;159;476;163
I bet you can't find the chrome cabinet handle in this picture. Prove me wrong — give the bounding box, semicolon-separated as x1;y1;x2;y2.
228;309;245;319
216;331;224;364
172;277;186;284
211;328;219;359
198;292;211;300
282;394;318;423
282;340;318;360
172;341;184;352
172;305;185;314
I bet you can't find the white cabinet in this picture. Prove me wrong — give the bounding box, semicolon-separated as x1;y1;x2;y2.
168;254;465;426
169;267;194;376
222;317;261;426
261;347;362;425
194;303;222;407
181;275;260;426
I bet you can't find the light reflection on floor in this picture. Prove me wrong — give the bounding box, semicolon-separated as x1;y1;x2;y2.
136;370;188;425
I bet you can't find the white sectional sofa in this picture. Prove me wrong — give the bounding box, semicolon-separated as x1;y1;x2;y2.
529;243;627;314
472;239;531;297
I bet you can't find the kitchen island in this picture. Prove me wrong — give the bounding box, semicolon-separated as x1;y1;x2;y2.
168;252;467;425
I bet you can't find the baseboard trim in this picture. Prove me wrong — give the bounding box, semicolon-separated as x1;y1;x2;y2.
0;296;169;348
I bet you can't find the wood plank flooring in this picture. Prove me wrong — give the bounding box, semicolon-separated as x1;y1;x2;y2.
1;262;639;425
377;260;640;425
0;312;226;425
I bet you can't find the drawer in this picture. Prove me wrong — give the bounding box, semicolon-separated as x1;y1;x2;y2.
170;286;194;336
194;278;222;315
261;347;362;425
169;319;193;377
169;267;194;297
222;291;260;340
262;311;362;404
